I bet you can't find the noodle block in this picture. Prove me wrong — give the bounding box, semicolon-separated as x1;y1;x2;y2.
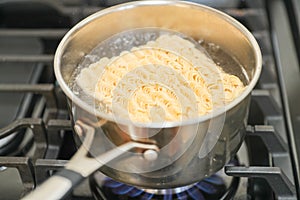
76;35;245;122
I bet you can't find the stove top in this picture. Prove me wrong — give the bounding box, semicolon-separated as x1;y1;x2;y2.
0;0;299;199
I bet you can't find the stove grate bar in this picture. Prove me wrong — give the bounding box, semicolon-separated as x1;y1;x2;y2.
34;159;67;185
0;84;57;109
226;125;296;199
251;90;282;117
47;119;72;131
225;166;297;200
0;29;68;38
0;156;35;197
246;125;295;184
0;54;54;63
0;119;47;160
249;126;287;154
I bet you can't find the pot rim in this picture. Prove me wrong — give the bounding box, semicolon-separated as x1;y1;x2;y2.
54;0;262;128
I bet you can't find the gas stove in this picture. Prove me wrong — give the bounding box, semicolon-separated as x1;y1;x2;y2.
0;0;299;199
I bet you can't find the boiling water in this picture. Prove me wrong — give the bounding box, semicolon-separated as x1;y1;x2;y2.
69;28;249;115
199;41;249;85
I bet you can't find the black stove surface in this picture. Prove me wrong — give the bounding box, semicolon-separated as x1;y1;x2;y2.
0;0;299;199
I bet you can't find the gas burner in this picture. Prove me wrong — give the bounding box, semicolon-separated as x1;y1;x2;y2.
104;175;227;200
90;160;239;200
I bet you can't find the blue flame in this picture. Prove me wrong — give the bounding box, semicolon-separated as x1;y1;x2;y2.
128;187;144;197
176;192;188;200
141;192;154;200
103;179;123;188
204;174;224;185
163;193;173;200
187;187;205;200
103;172;226;200
112;184;134;195
196;181;218;194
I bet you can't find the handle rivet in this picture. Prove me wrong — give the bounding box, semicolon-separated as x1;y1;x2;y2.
143;149;158;161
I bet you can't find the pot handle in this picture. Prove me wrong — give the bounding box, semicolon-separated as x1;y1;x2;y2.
22;121;159;200
22;168;84;200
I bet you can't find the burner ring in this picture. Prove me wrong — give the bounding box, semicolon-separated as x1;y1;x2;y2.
139;183;196;195
89;158;240;200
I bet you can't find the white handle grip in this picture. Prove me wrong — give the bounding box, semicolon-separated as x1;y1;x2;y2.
22;175;73;200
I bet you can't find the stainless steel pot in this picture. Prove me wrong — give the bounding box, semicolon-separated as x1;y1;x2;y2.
23;1;261;199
